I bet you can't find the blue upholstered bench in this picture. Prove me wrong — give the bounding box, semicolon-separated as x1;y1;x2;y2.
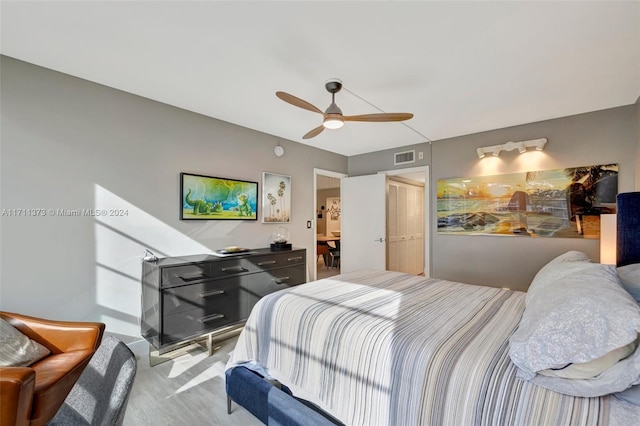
226;366;342;425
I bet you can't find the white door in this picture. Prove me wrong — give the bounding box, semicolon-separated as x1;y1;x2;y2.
387;180;424;275
387;183;399;272
411;186;425;274
341;174;387;272
406;183;424;275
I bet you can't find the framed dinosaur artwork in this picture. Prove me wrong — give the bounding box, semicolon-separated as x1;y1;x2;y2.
180;172;258;220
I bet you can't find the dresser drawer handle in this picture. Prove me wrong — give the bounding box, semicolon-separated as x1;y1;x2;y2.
273;277;290;284
221;266;248;273
178;271;205;281
287;257;303;262
199;314;225;323
258;260;277;266
199;289;225;298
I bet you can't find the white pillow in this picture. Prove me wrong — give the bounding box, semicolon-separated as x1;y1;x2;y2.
538;337;638;379
0;318;50;367
525;250;591;306
618;263;640;303
509;253;640;397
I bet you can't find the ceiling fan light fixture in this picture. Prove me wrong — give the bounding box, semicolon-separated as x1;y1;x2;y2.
323;114;344;130
276;80;413;139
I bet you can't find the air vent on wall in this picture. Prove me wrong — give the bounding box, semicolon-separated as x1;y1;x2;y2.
394;150;415;165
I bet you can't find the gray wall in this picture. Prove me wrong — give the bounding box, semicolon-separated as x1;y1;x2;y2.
348;141;432;177
0;56;347;352
2;55;638;349
350;105;638;291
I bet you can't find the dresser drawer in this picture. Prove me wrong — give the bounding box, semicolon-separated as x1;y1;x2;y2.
246;266;307;298
208;258;261;278
162;264;213;287
162;279;241;317
244;266;307;315
244;252;306;272
162;252;306;286
143;248;306;350
162;304;242;344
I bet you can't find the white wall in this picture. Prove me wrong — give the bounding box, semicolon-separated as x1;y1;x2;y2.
0;56;347;352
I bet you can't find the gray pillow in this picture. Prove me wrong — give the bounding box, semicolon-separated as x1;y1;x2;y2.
509;254;640;397
618;263;640;303
0;318;50;367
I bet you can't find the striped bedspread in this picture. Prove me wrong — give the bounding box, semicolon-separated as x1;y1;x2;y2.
227;270;617;425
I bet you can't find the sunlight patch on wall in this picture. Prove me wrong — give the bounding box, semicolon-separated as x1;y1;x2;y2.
95;223;145;286
93;184;232;341
94;184;212;257
95;264;139;325
98;313;140;340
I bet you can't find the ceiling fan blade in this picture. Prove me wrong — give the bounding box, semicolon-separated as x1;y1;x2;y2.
343;112;414;122
303;125;325;139
276;91;323;114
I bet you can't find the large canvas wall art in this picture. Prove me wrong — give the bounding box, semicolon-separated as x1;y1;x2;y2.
437;164;618;238
262;172;291;223
180;173;258;220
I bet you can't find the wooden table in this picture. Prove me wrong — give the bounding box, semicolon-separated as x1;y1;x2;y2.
317;236;340;242
317;236;340;267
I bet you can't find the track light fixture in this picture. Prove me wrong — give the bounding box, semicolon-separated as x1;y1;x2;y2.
476;138;547;159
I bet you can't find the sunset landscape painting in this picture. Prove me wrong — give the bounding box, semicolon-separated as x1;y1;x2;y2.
437;164;618;238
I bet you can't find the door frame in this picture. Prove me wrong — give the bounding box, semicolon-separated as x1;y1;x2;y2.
313;168;348;281
377;166;430;277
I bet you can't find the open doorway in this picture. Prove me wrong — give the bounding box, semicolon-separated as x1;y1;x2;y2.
380;166;430;277
314;169;347;281
314;167;429;280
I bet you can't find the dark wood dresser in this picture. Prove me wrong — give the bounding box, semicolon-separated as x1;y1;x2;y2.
141;248;306;351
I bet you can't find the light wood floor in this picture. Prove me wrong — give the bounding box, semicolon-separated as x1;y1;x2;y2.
124;336;262;426
125;267;341;425
317;257;341;280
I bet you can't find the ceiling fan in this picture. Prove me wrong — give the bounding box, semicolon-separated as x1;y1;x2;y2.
276;79;414;139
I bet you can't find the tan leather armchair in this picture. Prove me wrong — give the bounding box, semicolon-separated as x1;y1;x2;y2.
0;312;105;426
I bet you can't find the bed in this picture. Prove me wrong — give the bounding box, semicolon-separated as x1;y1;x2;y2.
226;191;640;425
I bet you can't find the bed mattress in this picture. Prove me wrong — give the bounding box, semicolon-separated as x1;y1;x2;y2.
227;270;638;425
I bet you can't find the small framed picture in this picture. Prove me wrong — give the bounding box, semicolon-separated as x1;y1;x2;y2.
262;172;291;223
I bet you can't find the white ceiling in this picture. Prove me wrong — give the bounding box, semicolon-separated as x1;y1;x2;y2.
2;1;639;157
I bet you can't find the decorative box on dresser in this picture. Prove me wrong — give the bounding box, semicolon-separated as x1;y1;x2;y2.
141;248;306;355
